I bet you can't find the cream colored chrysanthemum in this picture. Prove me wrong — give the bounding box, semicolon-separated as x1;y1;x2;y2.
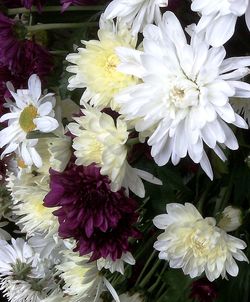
11;171;59;237
218;206;242;232
56;251;120;302
153;203;248;282
66;16;139;110
68;105;162;197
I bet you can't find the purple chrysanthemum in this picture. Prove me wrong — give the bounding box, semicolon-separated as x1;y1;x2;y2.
190;278;218;302
0;13;24;71
3;0;46;11
0;14;53;77
44;162;140;261
60;0;97;12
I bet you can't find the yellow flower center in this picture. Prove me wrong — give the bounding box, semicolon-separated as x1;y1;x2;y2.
19;105;37;133
17;158;27;169
104;54;120;73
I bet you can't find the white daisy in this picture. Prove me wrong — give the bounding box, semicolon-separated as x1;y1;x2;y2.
97;252;135;274
191;0;250;46
104;0;168;35
0;74;59;168
66;15;139;110
115;11;250;179
153;203;248;282
68;104;162;197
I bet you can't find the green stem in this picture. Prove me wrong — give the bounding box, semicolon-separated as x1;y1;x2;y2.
26;22;97;32
139;258;162;288
26;131;57;139
135;250;156;287
155;283;167;300
148;262;168;293
8;5;105;15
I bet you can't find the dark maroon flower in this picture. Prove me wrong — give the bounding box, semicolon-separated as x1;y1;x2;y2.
44;162;140;261
190;278;218;302
60;0;97;12
3;0;46;11
0;13;25;71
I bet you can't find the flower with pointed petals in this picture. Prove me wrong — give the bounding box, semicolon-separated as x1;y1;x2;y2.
44;162;140;261
66;16;139;110
0;74;59;167
68;104;162;197
115;11;250;180
104;0;168;35
191;0;250;47
153;203;248;282
57;251;120;302
3;0;46;11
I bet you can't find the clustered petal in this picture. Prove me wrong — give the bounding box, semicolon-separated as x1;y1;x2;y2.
44;162;140;261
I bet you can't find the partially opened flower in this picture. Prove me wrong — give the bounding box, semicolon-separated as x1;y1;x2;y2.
0;74;59;167
153;203;248;281
115;11;250;179
44;162;140;261
104;0;168;35
66;16;139;110
191;0;250;46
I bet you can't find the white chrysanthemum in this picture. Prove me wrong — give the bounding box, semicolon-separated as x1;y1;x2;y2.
0;74;59;168
10;171;58;237
153;203;248;282
104;0;168;35
191;0;250;46
97;252;135;274
41;290;70;302
66;16;139;110
115;11;250;180
57;251;119;302
68;105;162;197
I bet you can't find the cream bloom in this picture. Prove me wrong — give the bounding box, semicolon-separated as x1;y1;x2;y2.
66;16;139;110
68;105;162;197
0;74;59;168
104;0;168;35
191;0;250;46
11;172;59;237
115;12;250;180
218;206;243;232
153;203;248;282
57;251;119;302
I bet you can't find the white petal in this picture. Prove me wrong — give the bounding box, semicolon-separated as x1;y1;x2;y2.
28;74;41;102
34;117;59;133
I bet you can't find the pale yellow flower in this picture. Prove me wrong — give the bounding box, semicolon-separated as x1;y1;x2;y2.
66;16;139;110
153;203;248;281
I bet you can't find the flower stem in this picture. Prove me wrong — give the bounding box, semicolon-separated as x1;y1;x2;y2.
26;22;98;32
135;250;156;286
139;258;162;288
7;5;105;15
126;137;140;146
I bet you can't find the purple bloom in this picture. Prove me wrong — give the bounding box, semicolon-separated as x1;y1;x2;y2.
3;0;46;11
0;13;24;71
60;0;97;12
44;162;140;261
190;278;218;302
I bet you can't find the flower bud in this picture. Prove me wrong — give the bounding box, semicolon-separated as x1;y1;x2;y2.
218;206;242;232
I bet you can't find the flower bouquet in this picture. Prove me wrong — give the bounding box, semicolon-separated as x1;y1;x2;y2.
0;0;250;301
